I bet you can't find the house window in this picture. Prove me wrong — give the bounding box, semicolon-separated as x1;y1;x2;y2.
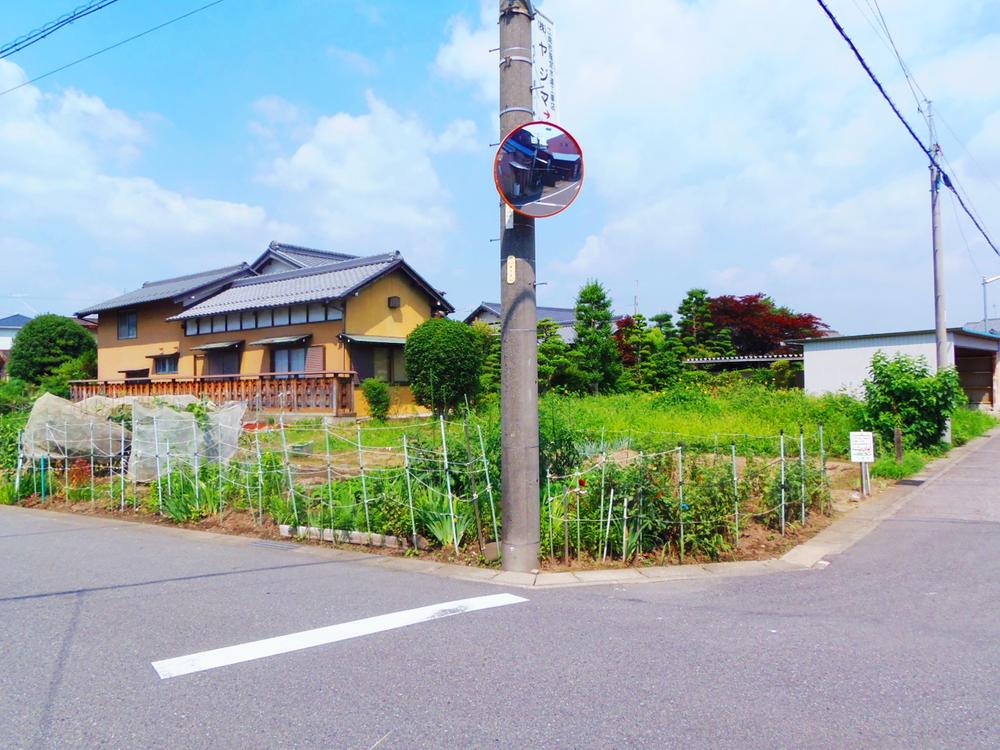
308;302;325;322
199;317;212;334
227;312;241;331
257;309;273;328
241;311;256;329
273;307;289;326
372;346;408;384
272;347;307;374
185;320;198;336
212;315;226;333
290;305;308;324
153;354;179;375
117;310;138;340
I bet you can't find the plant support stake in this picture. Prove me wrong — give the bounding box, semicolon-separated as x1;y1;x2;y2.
355;421;371;540
731;443;739;548
678;446;685;564
439;415;459;555
477;424;500;547
799;427;806;525
779;430;786;536
403;434;418;551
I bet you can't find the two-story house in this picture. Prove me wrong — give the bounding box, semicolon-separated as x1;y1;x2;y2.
73;242;453;415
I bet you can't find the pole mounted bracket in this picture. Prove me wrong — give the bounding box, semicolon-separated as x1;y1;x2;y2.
499;106;533;117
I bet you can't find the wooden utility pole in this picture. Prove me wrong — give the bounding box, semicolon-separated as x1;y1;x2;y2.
498;0;540;572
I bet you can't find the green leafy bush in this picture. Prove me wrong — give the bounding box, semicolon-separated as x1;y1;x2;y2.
0;378;32;415
863;353;965;449
405;318;482;414
361;378;391;421
8;314;96;384
870;452;927;479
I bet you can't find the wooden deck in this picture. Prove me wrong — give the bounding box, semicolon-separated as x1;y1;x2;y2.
69;371;357;414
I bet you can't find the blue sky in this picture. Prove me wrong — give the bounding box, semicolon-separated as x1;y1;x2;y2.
2;0;1000;333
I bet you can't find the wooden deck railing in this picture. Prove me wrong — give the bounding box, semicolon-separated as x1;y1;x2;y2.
69;371;357;414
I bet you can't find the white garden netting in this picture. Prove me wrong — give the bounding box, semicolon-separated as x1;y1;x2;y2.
20;393;245;483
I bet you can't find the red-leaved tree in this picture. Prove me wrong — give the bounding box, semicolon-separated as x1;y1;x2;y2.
708;294;829;355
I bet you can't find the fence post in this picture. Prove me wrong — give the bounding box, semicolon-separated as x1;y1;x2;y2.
575;470;582;559
107;427;114;507
563;486;570;565
476;424;500;547
598;432;607;555
462;416;485;554
119;423;126;511
779;429;786;536
153;415;163;515
165;439;172;499
731;443;739;549
254;427;264;524
192;420;200;511
40;454;47;503
403;434;418;551
356;421;371;540
280;416;297;526
678;445;685;564
89;422;95;507
622;488;629;561
602;488;614;562
439;415;459;555
323;417;334;540
799;426;806;525
546;469;554;559
63;420;69;495
14;430;23;499
636;453;644;556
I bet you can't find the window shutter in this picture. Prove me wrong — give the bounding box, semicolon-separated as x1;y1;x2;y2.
305;345;325;373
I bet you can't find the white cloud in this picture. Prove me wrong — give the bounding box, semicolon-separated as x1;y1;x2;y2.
436;0;1000;330
260;91;472;264
327;45;378;76
0;59;285;314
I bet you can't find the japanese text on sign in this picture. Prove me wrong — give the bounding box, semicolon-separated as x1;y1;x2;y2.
532;11;557;121
849;431;875;463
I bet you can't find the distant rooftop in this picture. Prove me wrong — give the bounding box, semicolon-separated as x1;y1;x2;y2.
0;314;32;327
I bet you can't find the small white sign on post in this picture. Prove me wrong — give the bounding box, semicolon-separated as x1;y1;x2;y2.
849;431;875;497
849;431;875;463
532;10;557;121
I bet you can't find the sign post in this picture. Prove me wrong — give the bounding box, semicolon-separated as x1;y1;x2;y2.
849;431;875;496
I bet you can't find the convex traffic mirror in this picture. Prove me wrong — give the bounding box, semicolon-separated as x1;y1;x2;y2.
494;121;584;218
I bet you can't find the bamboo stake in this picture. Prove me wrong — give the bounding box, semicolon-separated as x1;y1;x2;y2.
799;426;806;525
678;445;685;564
439;415;459;555
462;416;485;554
602;488;614;562
476;425;500;547
779;430;786;536
119;424;125;511
731;443;739;548
403;434;418;551
14;430;23;499
356;421;371;540
192;420;200;511
280;416;297;526
546;469;554;558
254;427;264;524
153;416;163;515
89;422;95;508
324;417;334;541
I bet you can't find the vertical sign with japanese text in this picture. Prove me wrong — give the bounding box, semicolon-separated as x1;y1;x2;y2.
532;10;556;121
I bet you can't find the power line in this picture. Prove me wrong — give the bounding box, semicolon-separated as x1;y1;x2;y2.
0;0;122;60
0;0;227;98
814;0;1000;257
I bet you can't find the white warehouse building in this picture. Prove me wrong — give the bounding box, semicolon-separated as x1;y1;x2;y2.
799;326;1000;411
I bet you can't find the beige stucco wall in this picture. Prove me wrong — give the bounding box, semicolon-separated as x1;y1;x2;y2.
344;272;432;338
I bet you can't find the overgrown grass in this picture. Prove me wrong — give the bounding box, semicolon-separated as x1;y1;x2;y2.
951;407;998;446
869;452;928;479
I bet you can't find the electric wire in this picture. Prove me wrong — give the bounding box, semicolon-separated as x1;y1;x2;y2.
0;0;122;60
0;0;227;98
814;0;1000;257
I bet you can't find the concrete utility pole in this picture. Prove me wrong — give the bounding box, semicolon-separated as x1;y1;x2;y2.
498;0;540;572
928;102;949;372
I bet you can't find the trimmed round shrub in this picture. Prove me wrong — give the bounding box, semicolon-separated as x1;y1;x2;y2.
8;314;96;384
405;318;483;414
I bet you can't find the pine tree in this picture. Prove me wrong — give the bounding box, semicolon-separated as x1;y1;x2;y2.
572;281;622;395
677;288;734;357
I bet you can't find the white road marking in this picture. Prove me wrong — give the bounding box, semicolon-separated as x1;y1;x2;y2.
152;593;528;679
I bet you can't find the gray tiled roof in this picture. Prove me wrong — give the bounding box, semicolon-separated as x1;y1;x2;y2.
77;264;250;316
0;314;32;327
468;302;577;326
168;254;402;320
270;242;357;267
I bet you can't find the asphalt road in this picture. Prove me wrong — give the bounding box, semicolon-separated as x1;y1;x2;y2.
2;433;998;749
514;178;581;217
